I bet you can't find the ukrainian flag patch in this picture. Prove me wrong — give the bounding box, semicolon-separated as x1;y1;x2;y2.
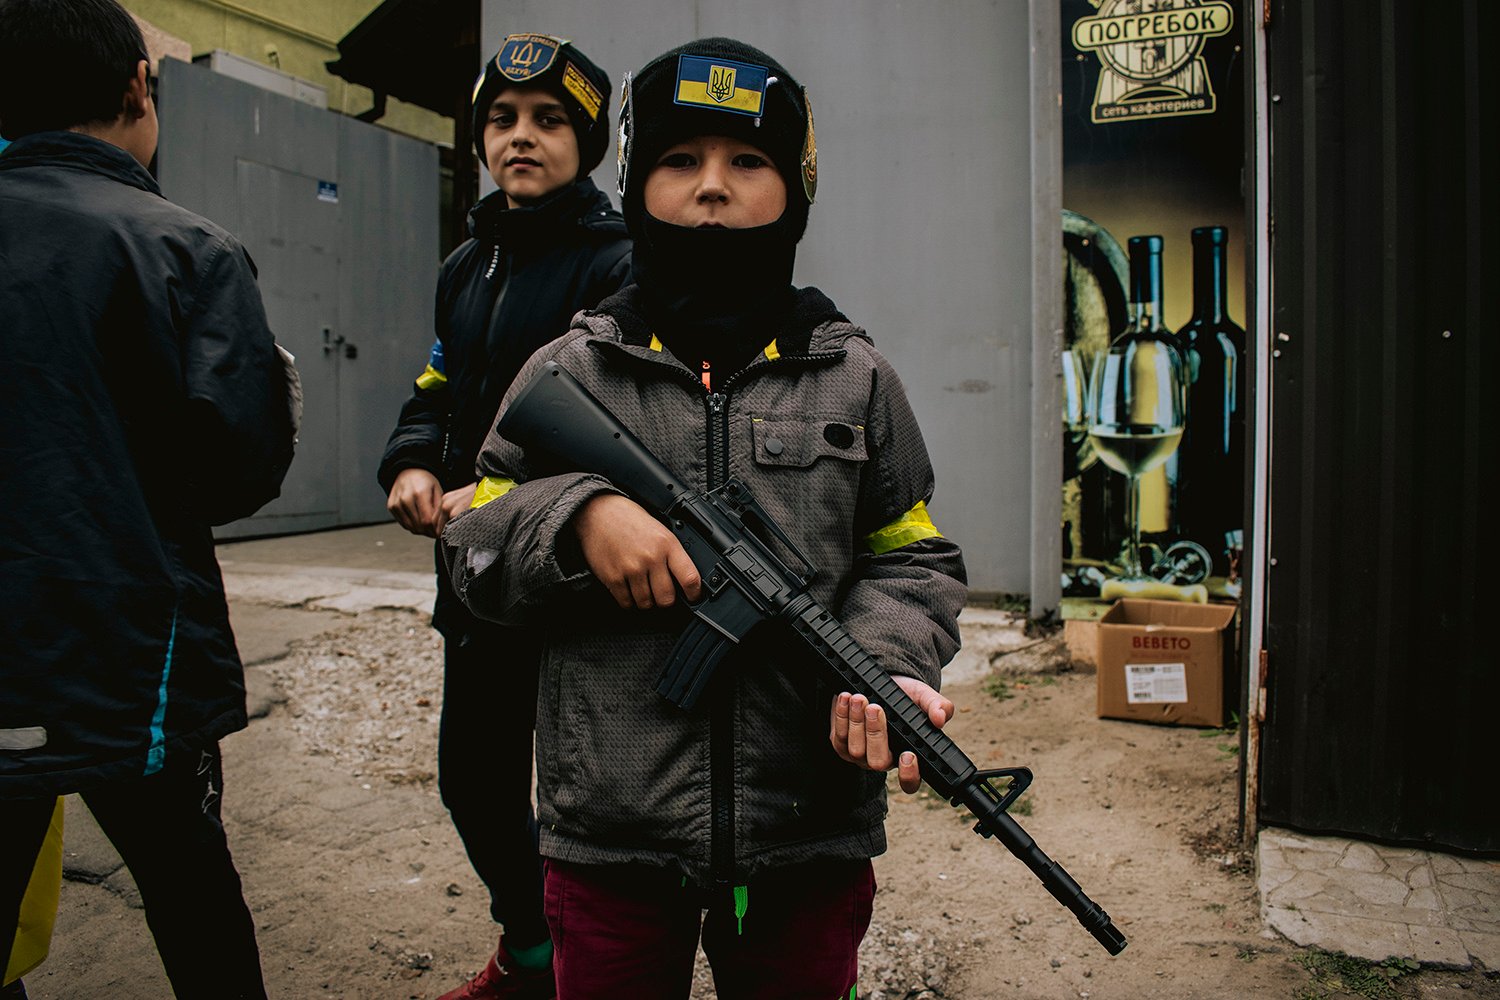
674;54;767;117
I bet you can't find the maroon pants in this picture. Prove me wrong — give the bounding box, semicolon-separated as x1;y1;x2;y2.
543;859;875;1000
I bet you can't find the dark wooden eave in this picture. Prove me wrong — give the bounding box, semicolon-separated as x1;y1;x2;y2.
326;0;478;119
327;0;481;252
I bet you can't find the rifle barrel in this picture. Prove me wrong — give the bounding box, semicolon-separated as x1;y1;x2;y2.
784;593;1128;955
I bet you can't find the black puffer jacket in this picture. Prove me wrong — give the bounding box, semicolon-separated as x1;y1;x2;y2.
377;179;630;635
0;132;294;797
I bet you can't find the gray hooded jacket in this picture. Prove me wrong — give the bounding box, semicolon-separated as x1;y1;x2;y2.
441;286;967;885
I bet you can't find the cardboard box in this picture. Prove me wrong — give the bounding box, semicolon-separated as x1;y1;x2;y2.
1095;599;1238;727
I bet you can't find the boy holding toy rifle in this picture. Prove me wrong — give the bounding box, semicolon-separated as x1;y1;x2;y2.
445;35;1125;1000
440;37;965;998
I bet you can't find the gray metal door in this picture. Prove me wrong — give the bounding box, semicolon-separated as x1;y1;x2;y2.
334;116;440;525
157;57;438;537
234;160;342;523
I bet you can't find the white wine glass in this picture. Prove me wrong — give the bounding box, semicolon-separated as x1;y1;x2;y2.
1087;332;1187;580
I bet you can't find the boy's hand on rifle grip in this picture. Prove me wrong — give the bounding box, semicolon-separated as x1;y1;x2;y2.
830;679;954;794
574;493;703;609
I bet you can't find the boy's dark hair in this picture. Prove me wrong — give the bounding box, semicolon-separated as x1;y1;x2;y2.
0;0;147;139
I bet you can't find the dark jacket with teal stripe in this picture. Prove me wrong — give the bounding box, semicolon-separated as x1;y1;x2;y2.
0;133;294;797
440;287;968;884
376;179;630;636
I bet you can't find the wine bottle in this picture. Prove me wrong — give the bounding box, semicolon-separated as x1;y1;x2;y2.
1084;235;1187;580
1176;226;1247;578
1123;235;1179;560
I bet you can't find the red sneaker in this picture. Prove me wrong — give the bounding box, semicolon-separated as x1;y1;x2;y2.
435;941;555;1000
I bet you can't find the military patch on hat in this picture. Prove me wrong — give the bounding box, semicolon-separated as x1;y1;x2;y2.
673;54;767;117
616;71;634;198
800;87;818;204
495;33;565;82
562;60;603;121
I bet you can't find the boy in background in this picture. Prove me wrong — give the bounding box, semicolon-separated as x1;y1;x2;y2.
0;1;295;996
377;33;629;1000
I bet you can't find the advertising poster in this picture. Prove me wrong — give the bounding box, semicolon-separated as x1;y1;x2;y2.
1059;0;1248;619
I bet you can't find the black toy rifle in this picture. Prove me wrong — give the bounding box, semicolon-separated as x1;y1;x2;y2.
497;361;1128;955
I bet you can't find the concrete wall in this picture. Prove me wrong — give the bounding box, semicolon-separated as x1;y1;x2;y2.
123;0;451;143
481;0;1050;596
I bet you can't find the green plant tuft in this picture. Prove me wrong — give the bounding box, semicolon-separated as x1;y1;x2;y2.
1291;949;1421;1000
982;673;1014;702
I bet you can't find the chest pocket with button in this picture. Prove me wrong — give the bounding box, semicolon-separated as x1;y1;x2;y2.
749;416;868;468
744;414;870;570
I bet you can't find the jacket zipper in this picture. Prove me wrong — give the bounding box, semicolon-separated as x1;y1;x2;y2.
706;390;730;486
706;389;734;884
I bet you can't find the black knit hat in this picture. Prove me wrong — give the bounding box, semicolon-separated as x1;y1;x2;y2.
471;33;612;178
618;37;818;237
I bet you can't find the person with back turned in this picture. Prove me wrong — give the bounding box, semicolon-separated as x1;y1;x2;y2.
0;1;296;997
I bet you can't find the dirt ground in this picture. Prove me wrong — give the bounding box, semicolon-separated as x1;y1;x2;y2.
19;609;1500;999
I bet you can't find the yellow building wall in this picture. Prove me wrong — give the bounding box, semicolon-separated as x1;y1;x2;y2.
124;0;452;144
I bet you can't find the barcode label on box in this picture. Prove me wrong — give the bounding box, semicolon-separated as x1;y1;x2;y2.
1124;663;1188;704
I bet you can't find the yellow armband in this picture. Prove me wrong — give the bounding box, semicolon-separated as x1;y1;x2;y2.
415;364;448;390
471;476;517;509
863;501;942;555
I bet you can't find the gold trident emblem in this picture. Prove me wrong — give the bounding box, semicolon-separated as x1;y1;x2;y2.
708;65;737;104
513;41;541;70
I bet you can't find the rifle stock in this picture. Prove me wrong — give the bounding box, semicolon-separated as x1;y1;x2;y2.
497;361;1128;955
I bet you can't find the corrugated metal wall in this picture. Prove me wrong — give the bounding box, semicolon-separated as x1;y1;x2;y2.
1260;0;1495;850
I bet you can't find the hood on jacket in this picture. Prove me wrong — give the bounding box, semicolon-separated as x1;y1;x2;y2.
590;283;864;365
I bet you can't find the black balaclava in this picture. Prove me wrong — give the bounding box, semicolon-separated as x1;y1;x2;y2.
471;33;612;179
617;38;818;375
